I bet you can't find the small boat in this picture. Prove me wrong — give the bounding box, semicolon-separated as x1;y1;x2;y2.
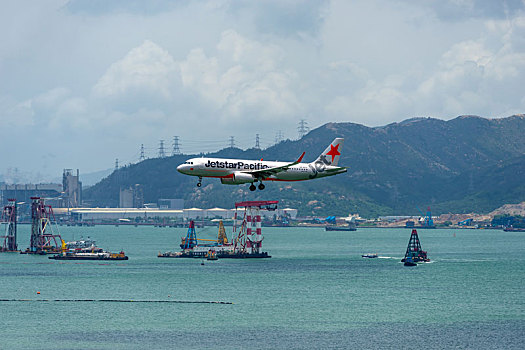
361;253;378;258
206;250;218;260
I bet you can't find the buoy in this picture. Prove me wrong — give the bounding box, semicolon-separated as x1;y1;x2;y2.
37;291;40;294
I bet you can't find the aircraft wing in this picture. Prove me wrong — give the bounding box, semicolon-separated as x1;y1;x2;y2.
244;152;305;178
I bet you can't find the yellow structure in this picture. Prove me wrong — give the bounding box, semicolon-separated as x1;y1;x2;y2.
218;221;228;244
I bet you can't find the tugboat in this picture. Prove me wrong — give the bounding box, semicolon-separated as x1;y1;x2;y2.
403;257;417;267
401;229;430;264
206;250;218;260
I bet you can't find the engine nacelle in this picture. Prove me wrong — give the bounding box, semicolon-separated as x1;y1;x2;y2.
220;172;256;185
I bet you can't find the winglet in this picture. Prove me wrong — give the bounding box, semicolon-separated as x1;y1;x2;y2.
296;152;305;163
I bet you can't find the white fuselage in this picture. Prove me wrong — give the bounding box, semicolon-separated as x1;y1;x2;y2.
177;157;345;182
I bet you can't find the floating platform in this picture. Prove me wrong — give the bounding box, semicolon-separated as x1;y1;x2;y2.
20;249;60;255
158;251;270;259
221;252;271;259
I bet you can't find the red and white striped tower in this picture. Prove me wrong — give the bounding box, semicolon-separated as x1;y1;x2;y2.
246;213;253;253
233;201;278;257
254;207;262;254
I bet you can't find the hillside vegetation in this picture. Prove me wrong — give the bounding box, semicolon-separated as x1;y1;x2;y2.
84;115;525;217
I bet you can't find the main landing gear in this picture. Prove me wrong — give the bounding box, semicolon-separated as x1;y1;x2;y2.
196;176;202;187
249;182;265;191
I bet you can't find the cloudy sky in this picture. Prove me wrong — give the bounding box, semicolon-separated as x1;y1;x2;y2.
1;0;524;182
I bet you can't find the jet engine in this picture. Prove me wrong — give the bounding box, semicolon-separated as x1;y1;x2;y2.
220;172;256;184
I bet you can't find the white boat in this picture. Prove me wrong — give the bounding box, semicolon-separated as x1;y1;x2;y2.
66;237;96;249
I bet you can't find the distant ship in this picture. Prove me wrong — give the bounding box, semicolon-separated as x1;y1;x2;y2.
325;224;356;231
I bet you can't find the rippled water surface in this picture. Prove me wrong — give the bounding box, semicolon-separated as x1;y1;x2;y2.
1;225;524;349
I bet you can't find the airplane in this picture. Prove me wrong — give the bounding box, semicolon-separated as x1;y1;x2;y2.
176;138;347;191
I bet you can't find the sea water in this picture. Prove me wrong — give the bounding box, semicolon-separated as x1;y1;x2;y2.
0;225;523;349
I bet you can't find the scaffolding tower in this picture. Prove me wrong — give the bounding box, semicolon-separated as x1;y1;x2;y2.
180;220;197;249
1;199;18;252
28;197;62;254
217;220;228;245
401;229;429;263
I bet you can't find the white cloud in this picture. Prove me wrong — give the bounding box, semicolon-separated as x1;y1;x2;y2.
0;96;34;128
1;0;525;177
32;87;71;110
179;30;300;121
93;40;179;99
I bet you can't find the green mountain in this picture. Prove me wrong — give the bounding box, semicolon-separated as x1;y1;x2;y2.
84;115;525;217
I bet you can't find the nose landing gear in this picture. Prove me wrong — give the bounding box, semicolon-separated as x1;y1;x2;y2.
197;176;202;187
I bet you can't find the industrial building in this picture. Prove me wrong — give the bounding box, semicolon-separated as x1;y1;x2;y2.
62;169;82;208
0;169;82;208
119;184;144;208
0;183;62;207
